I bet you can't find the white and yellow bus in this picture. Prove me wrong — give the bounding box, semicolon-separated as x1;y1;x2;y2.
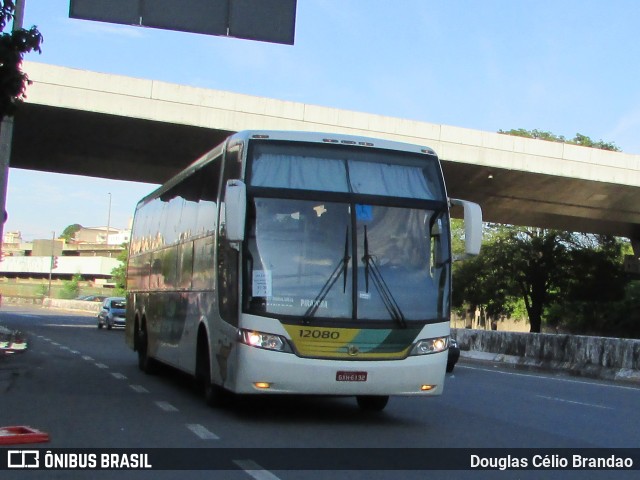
125;130;481;411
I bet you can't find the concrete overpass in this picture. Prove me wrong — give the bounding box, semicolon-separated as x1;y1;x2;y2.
10;62;640;245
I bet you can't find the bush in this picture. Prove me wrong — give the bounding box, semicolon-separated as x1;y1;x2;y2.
59;274;82;299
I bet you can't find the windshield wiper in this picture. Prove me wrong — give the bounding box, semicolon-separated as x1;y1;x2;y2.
303;227;350;321
362;225;407;328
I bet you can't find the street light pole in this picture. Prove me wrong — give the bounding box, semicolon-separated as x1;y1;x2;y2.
106;192;112;245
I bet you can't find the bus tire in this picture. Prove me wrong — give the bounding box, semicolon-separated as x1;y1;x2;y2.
137;321;158;374
197;340;229;408
204;381;229;408
356;395;389;412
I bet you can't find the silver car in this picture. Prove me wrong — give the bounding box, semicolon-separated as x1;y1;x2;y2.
97;297;126;330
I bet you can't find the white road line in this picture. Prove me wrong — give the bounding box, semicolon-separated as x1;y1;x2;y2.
43;324;95;329
130;385;149;394
50;342;60;346
82;355;94;361
95;363;109;369
536;395;614;410
69;350;80;354
186;424;219;440
111;373;127;380
155;401;179;412
233;460;281;480
461;365;640;391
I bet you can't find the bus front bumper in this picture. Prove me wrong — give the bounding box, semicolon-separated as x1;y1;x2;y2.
228;343;448;396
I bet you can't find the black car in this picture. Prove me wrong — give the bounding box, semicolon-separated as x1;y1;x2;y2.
77;295;107;302
447;338;460;372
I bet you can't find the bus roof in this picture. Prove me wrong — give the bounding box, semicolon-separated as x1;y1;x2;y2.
227;130;438;157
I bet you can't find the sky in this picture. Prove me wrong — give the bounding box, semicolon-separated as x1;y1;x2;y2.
5;0;640;241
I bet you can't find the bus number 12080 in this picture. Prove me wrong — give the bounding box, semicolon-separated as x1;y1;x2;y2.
299;329;340;340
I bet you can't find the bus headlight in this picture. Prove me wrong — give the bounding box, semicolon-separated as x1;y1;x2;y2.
410;336;449;356
239;329;292;353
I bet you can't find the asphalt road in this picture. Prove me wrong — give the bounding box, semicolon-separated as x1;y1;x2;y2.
1;305;639;480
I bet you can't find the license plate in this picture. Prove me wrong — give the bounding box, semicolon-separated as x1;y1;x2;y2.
336;371;367;382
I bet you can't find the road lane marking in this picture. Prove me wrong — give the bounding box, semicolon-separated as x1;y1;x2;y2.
186;424;219;440
69;350;80;354
233;459;281;480
95;363;109;369
82;355;94;361
43;324;96;328
130;385;149;393
111;373;127;380
155;401;178;412
461;365;640;391
535;395;613;410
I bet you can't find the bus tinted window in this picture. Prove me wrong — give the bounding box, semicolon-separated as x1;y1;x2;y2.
250;142;445;200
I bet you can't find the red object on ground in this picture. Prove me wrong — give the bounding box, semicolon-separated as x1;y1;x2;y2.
0;426;50;445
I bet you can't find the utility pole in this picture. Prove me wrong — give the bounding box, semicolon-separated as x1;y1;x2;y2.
0;0;26;255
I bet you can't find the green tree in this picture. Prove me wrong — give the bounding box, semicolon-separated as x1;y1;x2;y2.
453;225;572;332
546;235;629;335
453;224;519;325
111;244;128;295
0;0;43;121
60;223;82;242
498;128;620;152
60;274;82;299
454;226;631;334
506;228;576;333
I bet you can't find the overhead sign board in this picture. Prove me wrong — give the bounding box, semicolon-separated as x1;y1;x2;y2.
69;0;297;45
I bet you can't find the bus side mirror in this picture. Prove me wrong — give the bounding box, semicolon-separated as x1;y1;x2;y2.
450;198;482;258
224;179;246;243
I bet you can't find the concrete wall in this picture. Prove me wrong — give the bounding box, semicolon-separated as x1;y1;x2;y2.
454;328;640;384
42;298;102;314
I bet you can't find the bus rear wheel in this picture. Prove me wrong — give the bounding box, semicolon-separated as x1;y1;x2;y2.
137;322;158;374
356;395;389;412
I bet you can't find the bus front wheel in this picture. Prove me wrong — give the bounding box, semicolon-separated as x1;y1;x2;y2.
197;342;230;408
356;395;389;412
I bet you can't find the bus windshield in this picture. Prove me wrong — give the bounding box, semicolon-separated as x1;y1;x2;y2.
244;141;450;326
245;197;450;325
